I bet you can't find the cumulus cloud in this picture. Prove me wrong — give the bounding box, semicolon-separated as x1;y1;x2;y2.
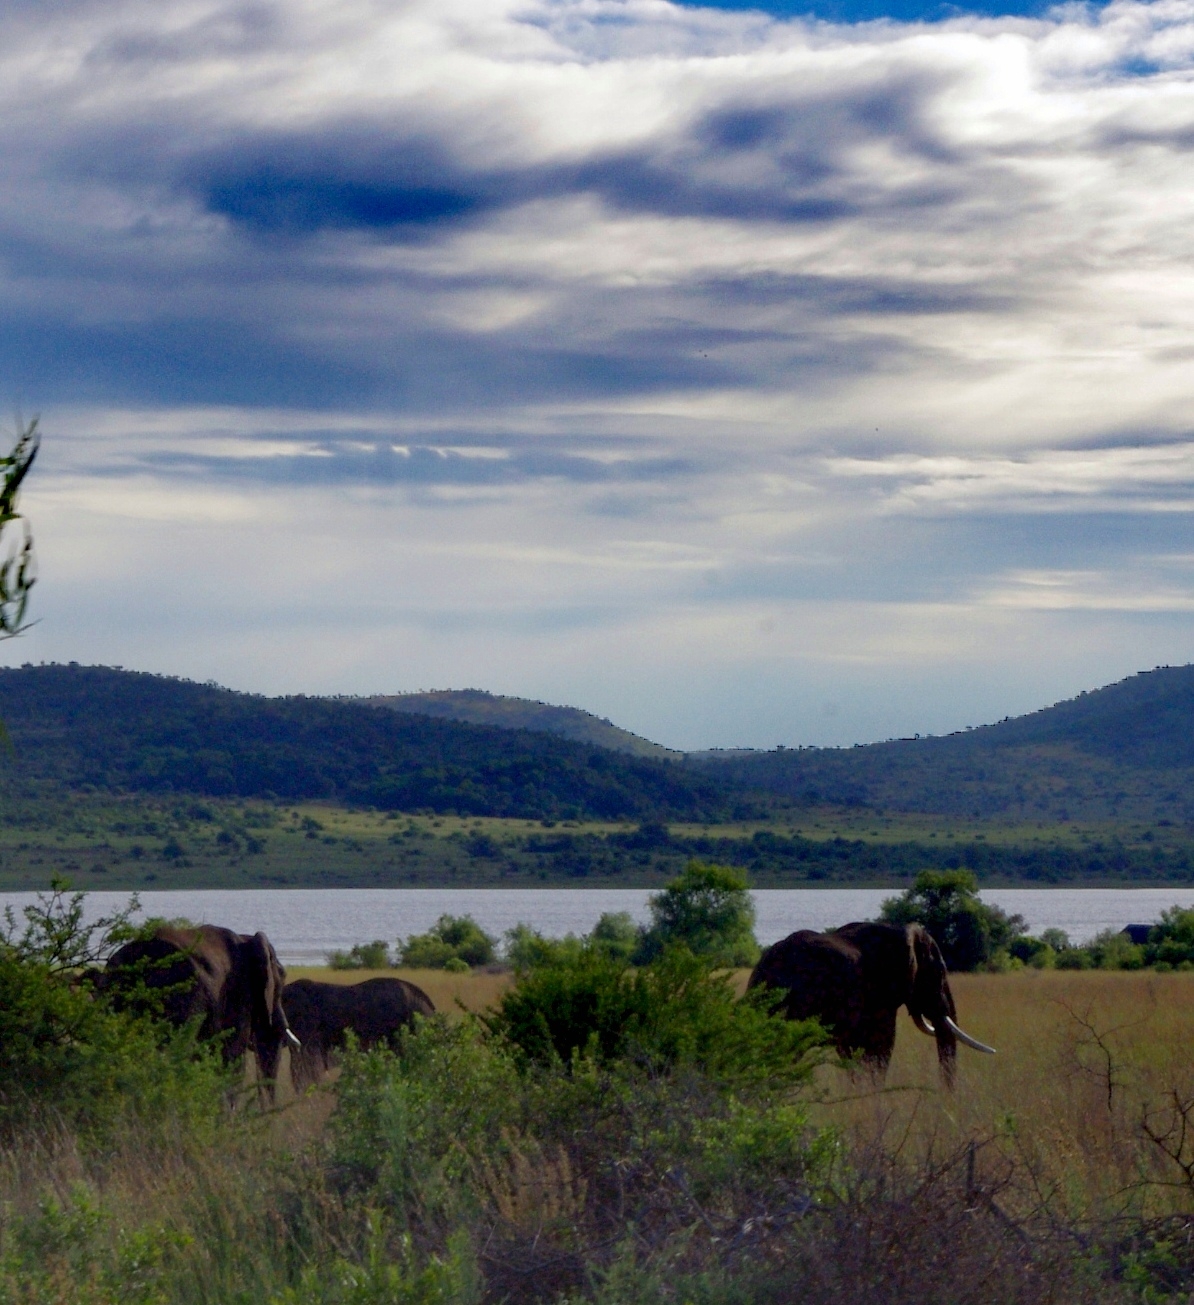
3;0;1194;744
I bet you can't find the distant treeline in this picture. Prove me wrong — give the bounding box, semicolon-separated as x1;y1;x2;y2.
518;825;1194;884
0;665;747;822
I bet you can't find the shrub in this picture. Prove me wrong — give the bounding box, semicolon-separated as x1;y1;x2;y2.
488;945;826;1089
880;869;1025;972
0;882;226;1139
1147;907;1194;968
1088;930;1145;971
398;916;496;970
588;911;639;962
328;940;392;970
634;862;759;967
503;923;581;972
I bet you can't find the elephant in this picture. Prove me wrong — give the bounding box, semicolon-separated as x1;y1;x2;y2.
282;976;435;1092
101;924;299;1102
747;921;995;1086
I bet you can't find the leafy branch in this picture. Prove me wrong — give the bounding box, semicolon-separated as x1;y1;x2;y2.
0;415;38;640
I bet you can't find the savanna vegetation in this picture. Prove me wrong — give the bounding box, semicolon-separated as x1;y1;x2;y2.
9;877;1194;1303
0;664;741;822
0;783;1191;892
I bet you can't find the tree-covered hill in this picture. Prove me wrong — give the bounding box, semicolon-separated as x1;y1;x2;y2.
691;665;1194;823
359;688;676;759
0;664;739;821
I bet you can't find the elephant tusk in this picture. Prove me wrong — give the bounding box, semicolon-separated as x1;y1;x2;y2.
911;1013;937;1037
285;1029;302;1049
944;1016;996;1055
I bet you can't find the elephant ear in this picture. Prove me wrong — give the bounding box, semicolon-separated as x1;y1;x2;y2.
248;931;282;1026
905;924;922;996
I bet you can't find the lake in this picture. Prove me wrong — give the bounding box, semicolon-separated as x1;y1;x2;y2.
3;887;1194;965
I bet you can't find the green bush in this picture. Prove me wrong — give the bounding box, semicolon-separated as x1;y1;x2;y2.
634;862;759;967
270;1218;478;1305
398;916;495;970
331;1018;523;1222
329;940;392;970
1088;930;1145;971
1146;907;1194;968
0;882;226;1140
588;911;639;962
880;870;1025;972
503;922;581;971
488;945;826;1089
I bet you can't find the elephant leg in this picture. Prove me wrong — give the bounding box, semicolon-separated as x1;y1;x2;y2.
858;1008;899;1077
256;1043;283;1107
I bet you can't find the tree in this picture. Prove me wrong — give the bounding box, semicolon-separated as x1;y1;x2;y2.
635;861;759;967
880;869;1025;972
398;914;496;969
0;416;38;640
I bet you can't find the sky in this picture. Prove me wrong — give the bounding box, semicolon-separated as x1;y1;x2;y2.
3;0;1194;751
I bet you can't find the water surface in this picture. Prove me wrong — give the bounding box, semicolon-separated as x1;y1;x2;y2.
4;887;1192;966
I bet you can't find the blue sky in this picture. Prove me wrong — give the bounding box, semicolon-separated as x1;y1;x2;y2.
3;0;1194;750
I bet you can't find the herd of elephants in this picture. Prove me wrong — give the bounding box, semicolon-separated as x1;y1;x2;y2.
95;919;996;1099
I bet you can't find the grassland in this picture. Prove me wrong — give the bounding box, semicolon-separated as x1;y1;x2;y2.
2;784;1192;891
285;966;1194;1226
6;967;1194;1302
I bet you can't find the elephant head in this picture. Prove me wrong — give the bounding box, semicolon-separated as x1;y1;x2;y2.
103;924;299;1105
245;931;300;1097
904;923;995;1086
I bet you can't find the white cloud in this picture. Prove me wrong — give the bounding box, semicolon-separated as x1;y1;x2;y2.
3;0;1194;743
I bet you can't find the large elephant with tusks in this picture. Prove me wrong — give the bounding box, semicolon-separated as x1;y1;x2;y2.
748;921;995;1087
283;977;435;1092
102;924;299;1102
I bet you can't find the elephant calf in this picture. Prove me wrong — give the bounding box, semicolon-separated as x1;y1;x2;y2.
283;976;435;1091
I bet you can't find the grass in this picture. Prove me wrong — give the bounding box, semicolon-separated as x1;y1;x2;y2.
7;967;1194;1301
1;785;1191;890
288;966;1194;1222
286;967;514;1015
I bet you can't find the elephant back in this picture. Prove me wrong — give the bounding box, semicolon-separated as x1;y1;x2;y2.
103;933;209;1028
748;929;863;1027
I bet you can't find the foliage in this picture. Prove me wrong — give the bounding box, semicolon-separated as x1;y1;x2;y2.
488;944;825;1087
0;882;226;1138
504;912;638;972
880;869;1026;971
695;663;1194;825
635;861;760;966
329;940;392;970
1148;907;1194;968
271;1219;478;1305
398;915;495;970
0;663;737;821
0;416;38;641
588;910;639;961
503;922;581;971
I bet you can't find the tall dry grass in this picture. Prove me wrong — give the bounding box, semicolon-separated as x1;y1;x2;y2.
806;971;1194;1231
286;966;513;1013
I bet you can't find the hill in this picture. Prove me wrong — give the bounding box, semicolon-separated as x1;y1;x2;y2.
692;665;1194;823
0;664;739;822
358;689;676;759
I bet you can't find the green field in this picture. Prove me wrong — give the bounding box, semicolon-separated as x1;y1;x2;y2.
1;784;1192;890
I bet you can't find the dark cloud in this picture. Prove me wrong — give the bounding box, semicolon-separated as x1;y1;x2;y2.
127;436;697;491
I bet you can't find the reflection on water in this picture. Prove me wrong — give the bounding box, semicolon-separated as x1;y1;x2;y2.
3;886;1194;966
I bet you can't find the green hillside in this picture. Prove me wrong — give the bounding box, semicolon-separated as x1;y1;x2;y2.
0;664;738;823
360;689;676;759
693;665;1194;823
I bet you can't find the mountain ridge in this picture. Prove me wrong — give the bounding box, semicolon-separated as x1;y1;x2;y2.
356;689;677;759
